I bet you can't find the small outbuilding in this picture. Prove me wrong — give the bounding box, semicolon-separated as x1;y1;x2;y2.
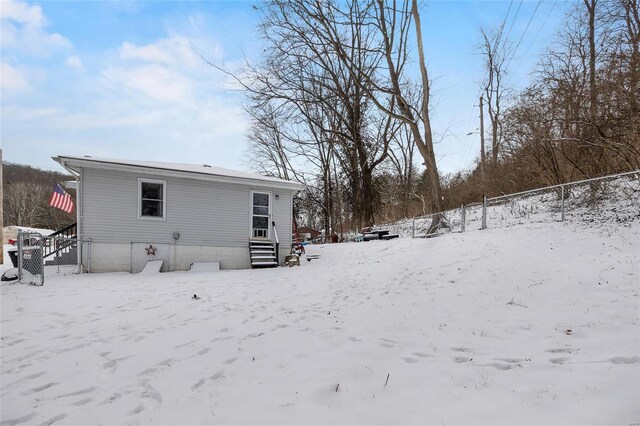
297;226;322;241
53;156;304;273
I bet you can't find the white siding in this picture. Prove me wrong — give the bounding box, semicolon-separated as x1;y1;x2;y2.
80;168;295;254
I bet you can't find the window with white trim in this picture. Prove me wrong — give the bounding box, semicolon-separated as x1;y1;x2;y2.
138;179;166;219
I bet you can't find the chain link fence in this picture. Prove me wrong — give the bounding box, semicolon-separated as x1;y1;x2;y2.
378;170;639;238
16;230;79;286
486;170;640;230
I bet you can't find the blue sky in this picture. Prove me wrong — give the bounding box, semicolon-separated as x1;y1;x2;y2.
1;0;571;175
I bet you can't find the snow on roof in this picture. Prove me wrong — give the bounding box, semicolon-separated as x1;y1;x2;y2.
4;226;55;236
54;155;305;190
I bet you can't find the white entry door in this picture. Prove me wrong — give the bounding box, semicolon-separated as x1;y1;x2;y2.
251;191;271;239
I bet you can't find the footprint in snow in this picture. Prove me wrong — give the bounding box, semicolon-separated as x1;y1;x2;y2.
495;358;526;363
127;404;145;416
546;348;574;354
223;357;237;365
402;357;419;364
70;397;93;406
100;393;122;405
1;411;36;426
606;356;640;364
191;378;206;391
549;357;571;364
23;371;46;381
196;347;211;356
137;368;157;377
452;356;472;363
142;385;162;403
209;371;225;381
479;362;517;370
156;358;175;367
52;334;70;340
61;386;96;397
39;413;67;426
28;382;59;393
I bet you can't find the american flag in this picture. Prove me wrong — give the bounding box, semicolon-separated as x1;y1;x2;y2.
49;183;74;213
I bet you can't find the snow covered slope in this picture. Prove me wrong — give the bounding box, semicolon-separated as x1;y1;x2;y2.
1;221;638;425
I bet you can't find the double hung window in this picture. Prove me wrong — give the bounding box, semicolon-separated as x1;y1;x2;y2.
138;179;166;220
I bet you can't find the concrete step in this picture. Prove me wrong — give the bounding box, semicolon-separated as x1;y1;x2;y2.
251;256;277;261
249;240;277;268
251;261;278;267
250;249;275;255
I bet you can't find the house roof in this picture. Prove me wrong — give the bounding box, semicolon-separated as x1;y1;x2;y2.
53;155;305;191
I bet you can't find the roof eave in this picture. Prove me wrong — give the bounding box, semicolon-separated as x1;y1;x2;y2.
53;156;306;191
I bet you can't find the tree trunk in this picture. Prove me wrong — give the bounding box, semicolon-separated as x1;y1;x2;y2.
411;0;444;230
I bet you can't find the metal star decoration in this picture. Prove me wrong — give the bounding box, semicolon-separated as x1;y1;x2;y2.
145;244;157;256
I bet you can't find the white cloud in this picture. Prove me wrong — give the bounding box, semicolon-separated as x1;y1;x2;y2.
120;36;202;67
0;0;46;27
0;62;31;92
65;55;84;72
4;26;249;172
101;63;194;104
0;0;72;55
103;35;232;106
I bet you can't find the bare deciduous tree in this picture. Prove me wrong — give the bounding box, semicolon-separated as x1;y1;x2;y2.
478;24;512;166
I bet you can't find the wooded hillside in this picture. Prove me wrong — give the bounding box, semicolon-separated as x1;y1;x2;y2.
2;162;75;230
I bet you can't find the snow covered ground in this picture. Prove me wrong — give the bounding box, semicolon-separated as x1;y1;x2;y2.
1;221;639;425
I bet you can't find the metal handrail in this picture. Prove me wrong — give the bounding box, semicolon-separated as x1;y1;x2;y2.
43;238;75;259
272;221;279;266
49;222;77;239
43;222;77;259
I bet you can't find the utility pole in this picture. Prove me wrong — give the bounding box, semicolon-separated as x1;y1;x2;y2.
479;96;486;196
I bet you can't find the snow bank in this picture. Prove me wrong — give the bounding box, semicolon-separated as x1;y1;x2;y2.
1;221;638;425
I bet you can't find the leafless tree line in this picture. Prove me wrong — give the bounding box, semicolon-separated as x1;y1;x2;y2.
235;0;638;233
226;0;443;235
483;0;639;197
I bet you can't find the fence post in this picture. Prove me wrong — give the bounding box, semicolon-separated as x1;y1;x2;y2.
481;196;487;230
412;217;415;238
17;229;23;283
39;237;45;286
460;205;465;233
560;185;565;222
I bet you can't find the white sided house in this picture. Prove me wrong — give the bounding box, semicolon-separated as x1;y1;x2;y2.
53;156;304;273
